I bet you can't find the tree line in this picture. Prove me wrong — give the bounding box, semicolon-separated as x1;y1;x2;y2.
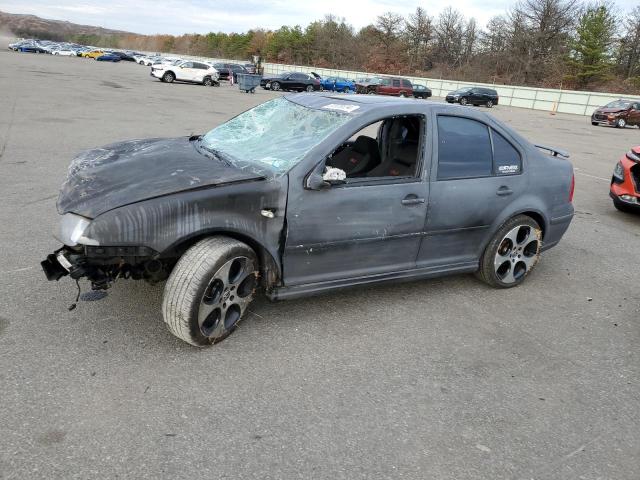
26;0;640;93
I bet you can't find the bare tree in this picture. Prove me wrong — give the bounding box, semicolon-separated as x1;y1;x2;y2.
375;12;404;58
434;7;465;67
617;6;640;78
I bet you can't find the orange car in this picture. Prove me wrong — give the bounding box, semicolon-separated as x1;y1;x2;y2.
610;145;640;212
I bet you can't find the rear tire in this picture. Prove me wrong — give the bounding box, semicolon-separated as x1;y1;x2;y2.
162;72;175;83
476;215;542;288
486;100;494;108
306;85;314;92
162;237;259;347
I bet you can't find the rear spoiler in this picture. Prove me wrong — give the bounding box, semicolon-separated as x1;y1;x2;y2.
535;144;570;159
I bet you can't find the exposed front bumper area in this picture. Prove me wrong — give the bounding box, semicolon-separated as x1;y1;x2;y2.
41;244;167;290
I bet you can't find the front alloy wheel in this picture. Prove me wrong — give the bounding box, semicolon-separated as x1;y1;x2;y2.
162;72;175;83
616;118;626;128
460;97;468;106
162;237;258;346
477;215;542;288
271;81;281;91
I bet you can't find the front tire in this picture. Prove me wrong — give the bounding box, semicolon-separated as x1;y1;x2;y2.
616;118;626;128
476;215;542;288
460;97;468;106
203;76;213;86
162;72;175;83
271;81;281;91
162;237;259;347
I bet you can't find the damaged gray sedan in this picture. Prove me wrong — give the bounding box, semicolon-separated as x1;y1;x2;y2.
42;94;575;346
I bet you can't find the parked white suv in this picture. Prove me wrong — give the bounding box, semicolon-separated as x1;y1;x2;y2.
151;60;220;86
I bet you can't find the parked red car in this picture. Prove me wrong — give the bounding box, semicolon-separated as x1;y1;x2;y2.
610;146;640;212
356;76;413;97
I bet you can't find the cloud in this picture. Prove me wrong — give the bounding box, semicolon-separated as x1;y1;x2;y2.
0;0;637;35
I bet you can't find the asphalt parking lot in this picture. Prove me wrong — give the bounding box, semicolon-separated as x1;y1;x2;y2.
0;51;639;480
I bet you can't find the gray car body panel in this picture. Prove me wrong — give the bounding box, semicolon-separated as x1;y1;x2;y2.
54;93;573;297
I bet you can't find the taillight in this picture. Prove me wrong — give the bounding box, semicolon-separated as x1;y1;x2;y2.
569;173;575;203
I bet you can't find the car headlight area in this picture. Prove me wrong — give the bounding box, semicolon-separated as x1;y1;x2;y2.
54;213;99;246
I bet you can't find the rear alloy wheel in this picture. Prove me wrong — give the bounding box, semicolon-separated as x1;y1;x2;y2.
271;81;281;91
306;84;314;92
476;215;542;288
162;237;259;346
486;100;494;108
162;72;175;83
616;118;626;128
203;76;213;86
460;97;468;106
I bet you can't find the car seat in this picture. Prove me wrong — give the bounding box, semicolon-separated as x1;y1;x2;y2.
328;135;381;176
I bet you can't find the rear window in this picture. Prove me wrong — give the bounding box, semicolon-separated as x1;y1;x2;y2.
492;129;521;175
401;79;412;87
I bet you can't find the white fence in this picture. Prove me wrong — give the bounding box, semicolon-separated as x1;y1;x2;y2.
158;52;640;117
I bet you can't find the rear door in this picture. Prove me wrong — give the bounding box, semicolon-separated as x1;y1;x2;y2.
418;113;527;268
628;102;640;126
391;78;402;95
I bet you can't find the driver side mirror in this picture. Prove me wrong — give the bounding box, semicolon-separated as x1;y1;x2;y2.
306;166;346;190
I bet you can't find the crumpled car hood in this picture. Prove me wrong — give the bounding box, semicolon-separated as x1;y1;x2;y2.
57;137;264;218
595;108;626;114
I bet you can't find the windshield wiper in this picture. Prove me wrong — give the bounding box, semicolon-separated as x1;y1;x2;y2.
196;140;233;167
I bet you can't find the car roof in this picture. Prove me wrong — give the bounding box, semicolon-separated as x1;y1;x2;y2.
287;92;449;112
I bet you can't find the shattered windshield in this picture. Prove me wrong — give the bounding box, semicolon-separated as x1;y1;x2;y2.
200;97;352;175
605;100;630;108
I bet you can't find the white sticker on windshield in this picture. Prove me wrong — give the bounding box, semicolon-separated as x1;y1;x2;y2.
322;104;360;113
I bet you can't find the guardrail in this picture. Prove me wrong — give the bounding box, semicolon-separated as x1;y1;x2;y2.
153;52;640;117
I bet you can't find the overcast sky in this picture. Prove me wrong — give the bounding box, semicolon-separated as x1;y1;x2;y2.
1;0;637;35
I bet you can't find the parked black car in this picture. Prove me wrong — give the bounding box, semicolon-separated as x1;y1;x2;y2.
446;87;499;108
213;63;248;81
260;72;321;92
42;94;574;347
413;84;432;99
110;51;135;61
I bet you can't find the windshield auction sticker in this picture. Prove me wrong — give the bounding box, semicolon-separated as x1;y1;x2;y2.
322;104;360;113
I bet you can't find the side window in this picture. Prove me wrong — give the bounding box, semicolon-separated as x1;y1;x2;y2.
325;115;424;180
380;78;391;86
437;116;492;180
402;79;412;88
492;130;522;175
181;62;193;68
392;79;401;87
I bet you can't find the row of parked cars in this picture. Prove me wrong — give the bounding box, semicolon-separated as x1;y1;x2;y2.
258;71;499;105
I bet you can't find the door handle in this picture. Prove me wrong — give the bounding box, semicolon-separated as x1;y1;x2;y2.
401;196;425;206
496;186;513;196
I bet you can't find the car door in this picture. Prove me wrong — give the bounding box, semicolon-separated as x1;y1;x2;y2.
628;103;640;126
283;115;430;286
378;78;392;95
175;62;192;81
418;112;527;268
